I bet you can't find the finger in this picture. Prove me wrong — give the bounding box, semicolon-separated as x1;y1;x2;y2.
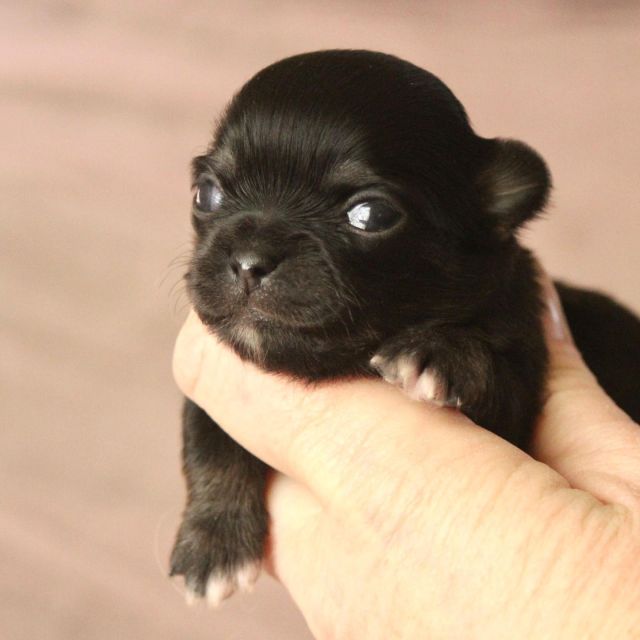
173;310;552;511
531;274;640;509
265;473;389;640
263;472;321;581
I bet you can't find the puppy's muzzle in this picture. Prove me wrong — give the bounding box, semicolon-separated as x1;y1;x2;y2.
229;251;278;294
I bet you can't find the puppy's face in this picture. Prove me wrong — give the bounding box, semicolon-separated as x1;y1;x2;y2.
187;50;550;379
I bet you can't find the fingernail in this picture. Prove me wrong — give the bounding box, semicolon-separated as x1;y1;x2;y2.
542;280;572;344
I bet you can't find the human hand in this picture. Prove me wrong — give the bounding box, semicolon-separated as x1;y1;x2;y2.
173;275;640;639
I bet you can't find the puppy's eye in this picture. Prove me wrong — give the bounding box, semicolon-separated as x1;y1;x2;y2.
346;201;400;232
194;180;223;213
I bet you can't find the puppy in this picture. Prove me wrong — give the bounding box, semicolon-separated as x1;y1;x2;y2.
169;50;640;605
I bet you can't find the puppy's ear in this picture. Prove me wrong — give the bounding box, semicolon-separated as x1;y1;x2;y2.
477;138;551;234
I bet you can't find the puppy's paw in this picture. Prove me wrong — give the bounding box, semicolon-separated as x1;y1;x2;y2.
371;325;494;411
370;352;461;408
170;516;264;607
183;559;262;608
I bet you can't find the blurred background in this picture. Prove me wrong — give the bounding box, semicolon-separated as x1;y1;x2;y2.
1;1;638;638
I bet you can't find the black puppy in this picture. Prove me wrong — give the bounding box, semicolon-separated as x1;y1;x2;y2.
170;50;640;605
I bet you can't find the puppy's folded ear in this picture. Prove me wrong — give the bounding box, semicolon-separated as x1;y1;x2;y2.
477;138;551;234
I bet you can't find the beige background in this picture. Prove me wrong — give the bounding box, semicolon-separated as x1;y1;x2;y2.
1;2;639;639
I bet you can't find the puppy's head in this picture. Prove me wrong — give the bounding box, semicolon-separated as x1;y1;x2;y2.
187;50;550;379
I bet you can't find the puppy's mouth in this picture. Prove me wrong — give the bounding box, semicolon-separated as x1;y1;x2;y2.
188;273;350;334
185;239;382;376
194;287;331;327
194;290;358;367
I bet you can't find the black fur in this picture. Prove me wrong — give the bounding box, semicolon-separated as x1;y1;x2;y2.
555;283;640;419
170;50;640;601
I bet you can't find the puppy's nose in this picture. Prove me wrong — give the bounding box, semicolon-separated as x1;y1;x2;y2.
229;252;277;293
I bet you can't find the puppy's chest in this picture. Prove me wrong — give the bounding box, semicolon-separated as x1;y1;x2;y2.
231;324;263;357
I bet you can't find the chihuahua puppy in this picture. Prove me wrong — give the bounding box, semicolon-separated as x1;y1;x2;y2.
170;50;640;605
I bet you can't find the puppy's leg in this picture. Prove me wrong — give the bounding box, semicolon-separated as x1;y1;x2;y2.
371;323;545;447
170;399;268;606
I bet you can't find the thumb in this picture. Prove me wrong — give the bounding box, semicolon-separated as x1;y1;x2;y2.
172;309;528;509
531;275;640;509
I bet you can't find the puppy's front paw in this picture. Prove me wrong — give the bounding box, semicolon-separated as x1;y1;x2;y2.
170;515;264;607
371;327;493;411
370;352;461;408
